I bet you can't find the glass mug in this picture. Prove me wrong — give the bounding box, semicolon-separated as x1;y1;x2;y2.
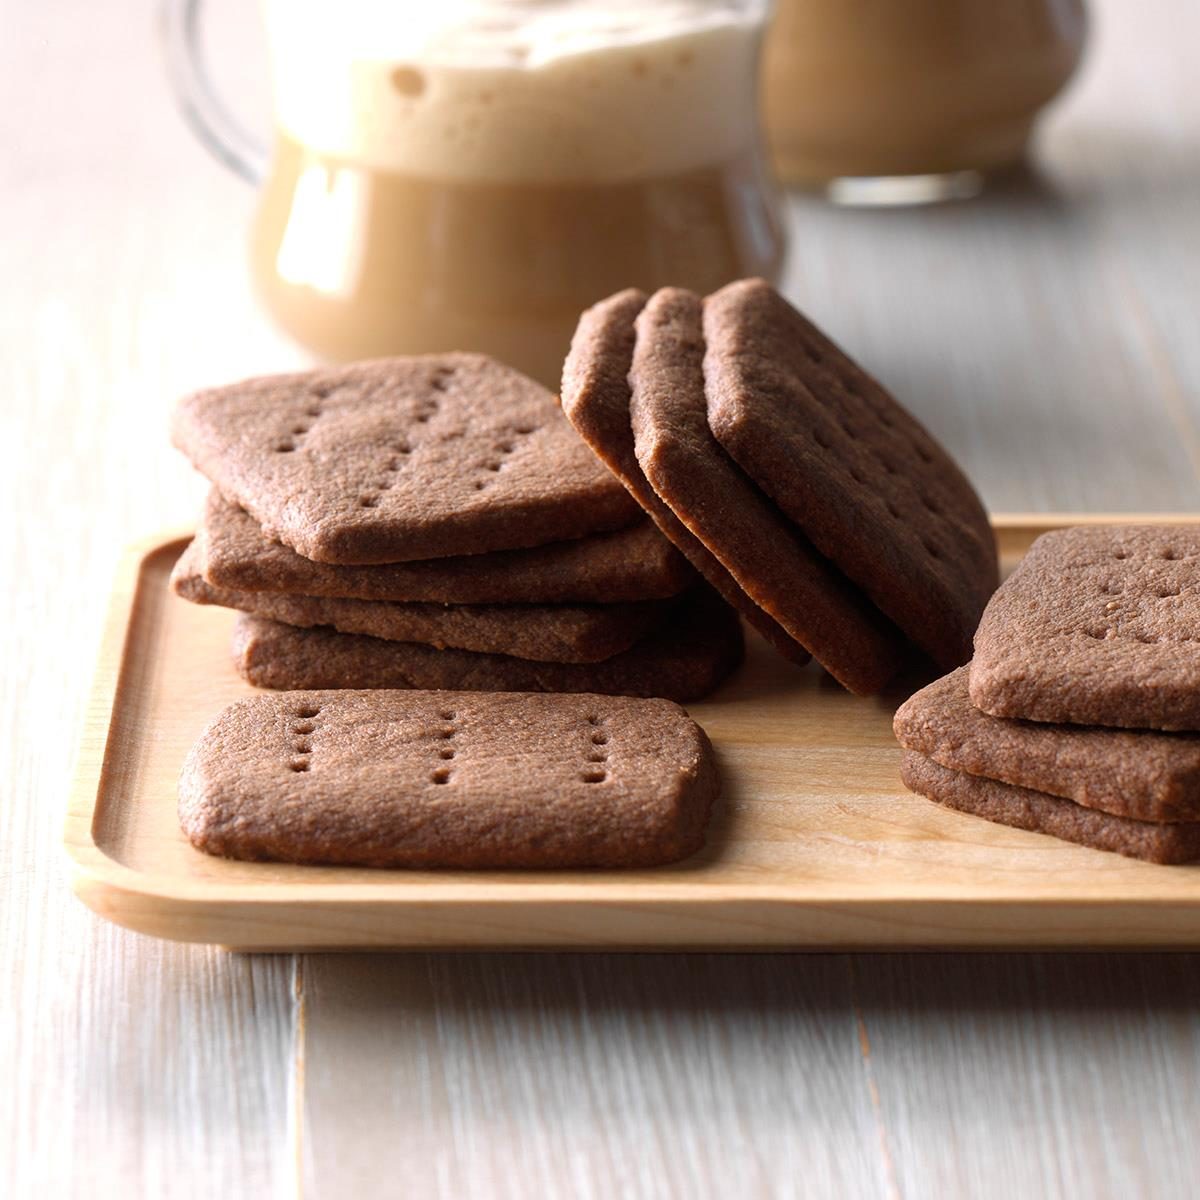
762;0;1089;203
163;0;786;386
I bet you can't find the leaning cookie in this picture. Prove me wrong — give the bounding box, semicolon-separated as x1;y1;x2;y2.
971;525;1200;730
179;690;719;868
900;751;1200;865
703;279;997;671
232;586;743;703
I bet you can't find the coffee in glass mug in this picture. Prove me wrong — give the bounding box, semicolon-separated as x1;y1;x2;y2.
165;0;786;385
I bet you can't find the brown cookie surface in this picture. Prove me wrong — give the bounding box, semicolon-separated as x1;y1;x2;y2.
232;586;743;703
197;489;692;604
172;354;639;564
971;526;1200;730
179;690;718;868
704;279;997;670
895;667;1200;823
900;751;1200;865
561;288;811;667
627;287;905;694
172;540;670;663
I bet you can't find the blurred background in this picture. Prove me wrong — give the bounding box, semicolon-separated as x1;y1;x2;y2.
7;0;1199;559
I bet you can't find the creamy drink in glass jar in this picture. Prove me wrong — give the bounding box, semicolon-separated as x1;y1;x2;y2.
165;0;785;385
762;0;1088;203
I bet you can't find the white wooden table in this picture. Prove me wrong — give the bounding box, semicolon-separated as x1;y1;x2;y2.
4;1;1199;1195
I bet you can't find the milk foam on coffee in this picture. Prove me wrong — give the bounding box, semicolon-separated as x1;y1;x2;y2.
264;0;768;183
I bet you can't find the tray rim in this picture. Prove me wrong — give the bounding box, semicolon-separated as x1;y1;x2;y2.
64;514;1200;949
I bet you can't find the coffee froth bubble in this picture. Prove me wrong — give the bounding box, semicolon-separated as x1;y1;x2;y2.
264;0;769;183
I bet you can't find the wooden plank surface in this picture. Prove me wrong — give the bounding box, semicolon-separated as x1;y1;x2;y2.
299;955;885;1200
3;0;1200;1196
2;5;301;1197
301;953;1200;1200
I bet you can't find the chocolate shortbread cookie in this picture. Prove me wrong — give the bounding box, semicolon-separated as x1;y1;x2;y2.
628;287;906;694
172;540;669;663
172;354;639;564
196;489;692;604
900;751;1200;864
179;691;719;868
895;667;1200;823
232;586;743;702
561;288;811;667
971;526;1200;730
704;279;997;670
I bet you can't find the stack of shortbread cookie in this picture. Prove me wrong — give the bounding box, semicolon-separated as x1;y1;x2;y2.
896;526;1200;862
170;354;742;702
561;279;999;694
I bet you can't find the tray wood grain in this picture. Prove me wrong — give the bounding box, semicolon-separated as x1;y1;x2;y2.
65;515;1200;950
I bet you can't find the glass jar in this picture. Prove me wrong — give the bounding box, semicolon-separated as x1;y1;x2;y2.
763;0;1088;203
167;0;786;385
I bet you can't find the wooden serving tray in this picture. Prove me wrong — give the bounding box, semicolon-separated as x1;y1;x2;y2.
66;516;1200;951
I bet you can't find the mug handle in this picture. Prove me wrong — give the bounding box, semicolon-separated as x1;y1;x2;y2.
159;0;268;185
